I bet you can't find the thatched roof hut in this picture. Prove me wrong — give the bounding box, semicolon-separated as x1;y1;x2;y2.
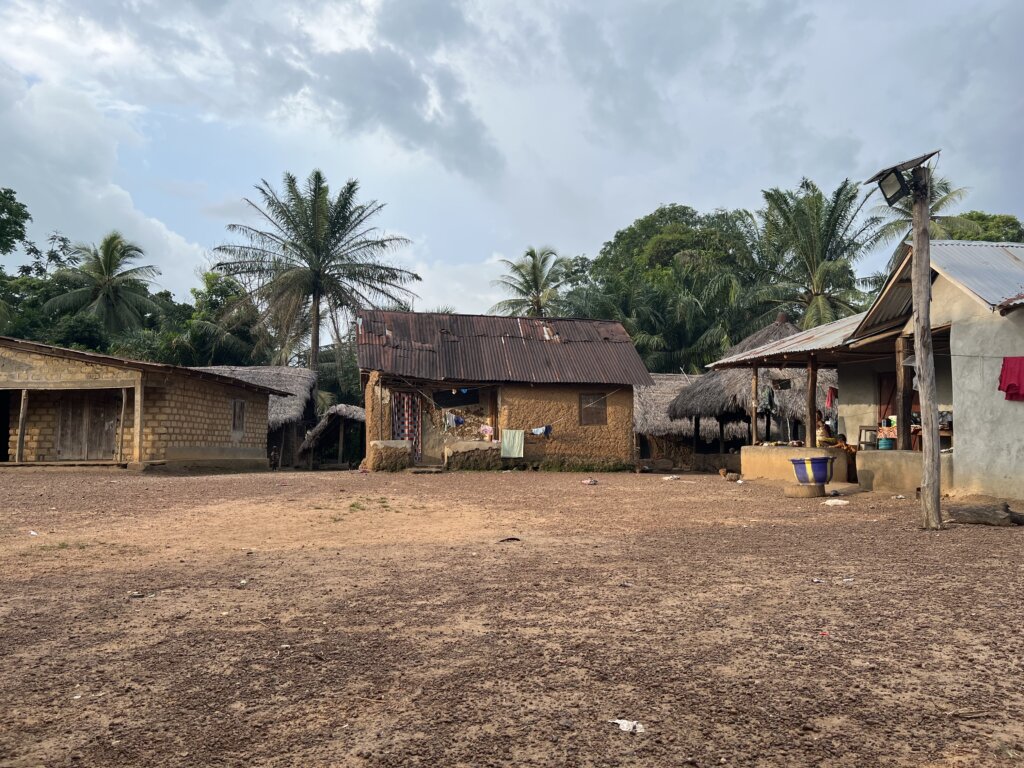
194;366;317;430
634;373;752;442
299;403;366;454
668;315;837;424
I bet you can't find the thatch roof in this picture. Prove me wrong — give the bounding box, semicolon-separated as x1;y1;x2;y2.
668;316;837;423
634;373;702;436
299;403;366;456
194;366;317;429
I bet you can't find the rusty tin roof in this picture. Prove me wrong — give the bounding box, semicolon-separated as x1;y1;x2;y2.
356;311;654;387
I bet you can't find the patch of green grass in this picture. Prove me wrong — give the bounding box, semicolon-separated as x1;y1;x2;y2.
349;502;365;511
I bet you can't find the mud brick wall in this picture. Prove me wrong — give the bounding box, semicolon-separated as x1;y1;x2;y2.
140;374;268;462
6;391;61;461
498;385;634;463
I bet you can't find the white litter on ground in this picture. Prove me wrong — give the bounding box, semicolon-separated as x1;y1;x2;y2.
609;719;645;733
822;499;850;506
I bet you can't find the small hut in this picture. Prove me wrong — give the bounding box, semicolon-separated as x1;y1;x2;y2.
298;403;366;468
668;315;837;446
194;366;317;468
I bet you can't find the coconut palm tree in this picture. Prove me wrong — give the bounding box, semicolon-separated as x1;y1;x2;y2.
42;232;161;334
759;179;882;328
489;246;570;317
214;170;419;372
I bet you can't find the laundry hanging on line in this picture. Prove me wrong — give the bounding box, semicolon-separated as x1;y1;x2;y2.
825;387;838;409
501;429;525;458
530;425;553;438
999;357;1024;401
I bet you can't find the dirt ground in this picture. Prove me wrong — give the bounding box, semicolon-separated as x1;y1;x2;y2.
1;469;1023;767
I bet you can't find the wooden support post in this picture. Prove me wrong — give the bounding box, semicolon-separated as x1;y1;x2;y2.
895;336;912;451
750;368;759;444
15;389;28;462
337;418;346;466
132;375;144;465
911;165;942;530
718;416;725;454
692;415;700;454
117;387;128;463
806;356;818;448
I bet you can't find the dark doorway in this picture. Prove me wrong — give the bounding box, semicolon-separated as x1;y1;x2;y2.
0;391;9;462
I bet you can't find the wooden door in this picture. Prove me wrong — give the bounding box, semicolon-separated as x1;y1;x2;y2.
57;392;119;461
87;393;118;460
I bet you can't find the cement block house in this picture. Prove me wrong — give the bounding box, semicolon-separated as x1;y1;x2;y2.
0;337;288;470
707;241;1024;499
356;311;654;469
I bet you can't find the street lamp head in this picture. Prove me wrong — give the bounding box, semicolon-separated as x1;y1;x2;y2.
878;170;910;206
864;149;940;208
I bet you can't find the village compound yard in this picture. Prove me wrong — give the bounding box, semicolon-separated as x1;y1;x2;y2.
2;468;1023;767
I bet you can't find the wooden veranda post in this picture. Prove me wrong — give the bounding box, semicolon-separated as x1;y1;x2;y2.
911;165;942;530
132;374;144;465
117;387;128;462
750;368;759;444
895;336;912;451
806;357;817;448
15;389;28;462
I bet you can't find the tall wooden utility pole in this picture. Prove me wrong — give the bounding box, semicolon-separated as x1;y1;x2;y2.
911;166;942;530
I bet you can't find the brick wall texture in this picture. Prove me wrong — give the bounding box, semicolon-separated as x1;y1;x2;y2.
2;347;267;463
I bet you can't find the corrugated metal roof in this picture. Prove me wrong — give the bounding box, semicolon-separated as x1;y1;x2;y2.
356;311;654;386
855;240;1024;338
929;241;1024;307
709;313;866;368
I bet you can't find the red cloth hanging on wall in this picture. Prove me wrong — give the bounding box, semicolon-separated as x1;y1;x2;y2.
998;357;1024;401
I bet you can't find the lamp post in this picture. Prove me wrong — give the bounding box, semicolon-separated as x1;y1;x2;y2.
865;150;943;530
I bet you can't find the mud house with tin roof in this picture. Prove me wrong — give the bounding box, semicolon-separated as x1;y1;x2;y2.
355;311;653;470
0;337;289;470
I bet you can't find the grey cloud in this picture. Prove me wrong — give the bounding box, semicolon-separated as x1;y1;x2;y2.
318;46;503;179
13;0;502;180
375;0;469;54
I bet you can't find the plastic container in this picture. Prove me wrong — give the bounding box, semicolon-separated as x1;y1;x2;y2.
877;438;895;450
790;456;835;485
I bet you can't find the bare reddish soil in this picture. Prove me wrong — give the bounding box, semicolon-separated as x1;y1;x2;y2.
1;468;1023;767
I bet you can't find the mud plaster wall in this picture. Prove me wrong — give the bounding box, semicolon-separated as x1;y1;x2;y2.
499;385;634;462
363;371;393;444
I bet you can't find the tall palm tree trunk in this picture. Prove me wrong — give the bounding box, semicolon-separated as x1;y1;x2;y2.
309;292;321;373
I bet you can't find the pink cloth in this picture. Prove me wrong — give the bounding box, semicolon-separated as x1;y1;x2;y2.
999;357;1024;401
825;387;838;409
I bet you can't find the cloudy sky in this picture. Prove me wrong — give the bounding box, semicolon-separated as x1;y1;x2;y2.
1;0;1021;313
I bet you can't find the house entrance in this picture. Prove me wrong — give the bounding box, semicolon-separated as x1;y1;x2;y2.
56;391;121;461
390;390;422;462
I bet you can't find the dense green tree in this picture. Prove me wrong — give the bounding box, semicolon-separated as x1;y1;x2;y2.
42;232;161;334
0;188;31;256
942;210;1024;242
215;170;418;373
490;246;571;317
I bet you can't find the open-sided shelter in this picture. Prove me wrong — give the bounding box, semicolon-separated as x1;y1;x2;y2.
668;314;838;445
356;310;654;469
0;337;288;470
298;403;366;468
